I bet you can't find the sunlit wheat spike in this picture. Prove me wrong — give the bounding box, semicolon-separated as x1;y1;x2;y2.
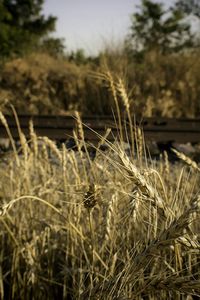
117;78;130;111
117;148;167;217
177;235;200;249
62;143;67;174
163;150;169;175
42;136;62;161
106;71;118;101
157;194;200;245
172;148;200;172
105;192;115;241
75;111;84;141
29;119;38;157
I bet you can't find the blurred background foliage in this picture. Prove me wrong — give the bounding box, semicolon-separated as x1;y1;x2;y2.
0;0;200;117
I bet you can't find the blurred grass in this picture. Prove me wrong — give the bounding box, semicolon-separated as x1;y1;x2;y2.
0;48;200;117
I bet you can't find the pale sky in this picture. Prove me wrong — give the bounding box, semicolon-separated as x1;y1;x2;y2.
42;0;175;55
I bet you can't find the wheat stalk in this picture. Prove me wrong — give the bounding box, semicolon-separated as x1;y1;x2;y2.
116;77;135;157
10;105;29;162
29;120;38;157
0;111;19;165
106;71;123;142
104;192;115;242
97;128;111;150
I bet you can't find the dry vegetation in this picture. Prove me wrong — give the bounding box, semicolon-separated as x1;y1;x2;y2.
1;49;200;117
0;53;111;115
0;77;200;299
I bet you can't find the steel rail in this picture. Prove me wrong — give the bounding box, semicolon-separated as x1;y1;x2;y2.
0;115;200;143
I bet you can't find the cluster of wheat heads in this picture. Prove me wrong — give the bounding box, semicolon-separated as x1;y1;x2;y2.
0;98;200;299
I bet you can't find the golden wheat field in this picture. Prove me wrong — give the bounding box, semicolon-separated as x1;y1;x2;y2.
0;78;200;300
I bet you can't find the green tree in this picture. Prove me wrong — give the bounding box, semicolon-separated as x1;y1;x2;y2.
39;37;65;57
0;0;64;58
174;0;200;18
69;49;88;65
127;0;194;55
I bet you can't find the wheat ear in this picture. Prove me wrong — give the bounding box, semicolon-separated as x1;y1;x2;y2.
42;136;62;162
172;148;200;172
117;148;167;218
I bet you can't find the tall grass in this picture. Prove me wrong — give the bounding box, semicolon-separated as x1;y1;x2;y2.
0;78;200;299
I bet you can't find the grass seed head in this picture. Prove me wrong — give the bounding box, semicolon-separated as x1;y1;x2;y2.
83;184;97;210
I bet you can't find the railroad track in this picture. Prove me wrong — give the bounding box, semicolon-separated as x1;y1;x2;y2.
0;115;200;143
